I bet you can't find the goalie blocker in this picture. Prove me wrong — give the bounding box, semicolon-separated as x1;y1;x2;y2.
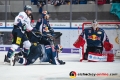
73;20;113;62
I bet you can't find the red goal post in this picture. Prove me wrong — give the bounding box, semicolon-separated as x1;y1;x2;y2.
80;22;120;62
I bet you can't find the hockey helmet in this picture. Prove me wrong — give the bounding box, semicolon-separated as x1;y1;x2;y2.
92;19;98;24
24;5;32;11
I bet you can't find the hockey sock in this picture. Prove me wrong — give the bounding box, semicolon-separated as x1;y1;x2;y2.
7;48;14;58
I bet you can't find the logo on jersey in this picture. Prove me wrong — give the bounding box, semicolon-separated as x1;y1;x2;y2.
43;26;49;32
97;31;102;34
88;35;100;40
69;71;77;79
19;15;24;19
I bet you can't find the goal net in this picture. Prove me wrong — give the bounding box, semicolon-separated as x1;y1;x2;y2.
80;22;120;62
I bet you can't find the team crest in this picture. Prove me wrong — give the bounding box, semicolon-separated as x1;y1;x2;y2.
45;27;49;32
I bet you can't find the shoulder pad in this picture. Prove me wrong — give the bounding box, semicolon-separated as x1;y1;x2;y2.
84;27;92;30
18;12;27;19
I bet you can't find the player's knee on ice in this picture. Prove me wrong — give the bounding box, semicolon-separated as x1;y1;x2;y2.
26;44;43;64
17;44;43;65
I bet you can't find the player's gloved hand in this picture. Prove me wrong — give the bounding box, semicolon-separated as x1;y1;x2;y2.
49;28;54;35
46;34;55;41
58;60;65;65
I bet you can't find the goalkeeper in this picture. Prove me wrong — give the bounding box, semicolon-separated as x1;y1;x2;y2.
73;20;113;60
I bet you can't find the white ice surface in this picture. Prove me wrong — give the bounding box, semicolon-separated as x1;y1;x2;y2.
0;52;120;80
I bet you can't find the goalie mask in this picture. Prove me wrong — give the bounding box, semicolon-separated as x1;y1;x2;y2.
92;20;98;30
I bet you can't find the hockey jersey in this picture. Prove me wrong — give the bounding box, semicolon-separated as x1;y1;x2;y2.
35;18;54;35
14;11;33;32
80;27;109;47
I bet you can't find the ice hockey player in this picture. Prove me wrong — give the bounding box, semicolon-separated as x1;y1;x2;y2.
13;44;65;65
35;11;54;36
73;20;113;60
34;10;55;51
4;5;39;65
17;13;35;57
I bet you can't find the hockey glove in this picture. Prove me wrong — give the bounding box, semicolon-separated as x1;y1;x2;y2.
58;60;65;65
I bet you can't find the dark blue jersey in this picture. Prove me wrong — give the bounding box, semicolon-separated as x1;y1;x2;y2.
80;27;109;47
47;21;54;36
35;18;54;35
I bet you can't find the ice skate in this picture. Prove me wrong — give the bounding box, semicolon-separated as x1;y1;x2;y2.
4;55;10;64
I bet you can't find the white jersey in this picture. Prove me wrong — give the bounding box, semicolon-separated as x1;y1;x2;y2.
14;11;33;31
